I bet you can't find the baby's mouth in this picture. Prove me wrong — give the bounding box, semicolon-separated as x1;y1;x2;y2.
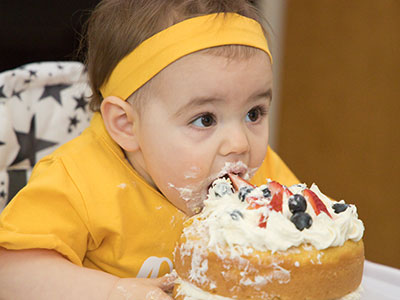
207;173;230;191
206;162;250;192
171;162;252;215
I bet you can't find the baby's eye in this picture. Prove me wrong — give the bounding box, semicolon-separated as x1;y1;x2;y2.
246;106;266;123
191;113;216;128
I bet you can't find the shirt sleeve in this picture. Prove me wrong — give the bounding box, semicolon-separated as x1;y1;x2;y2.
0;157;90;266
251;146;300;187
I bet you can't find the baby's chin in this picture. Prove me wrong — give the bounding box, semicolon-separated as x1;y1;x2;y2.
165;181;206;216
183;188;207;216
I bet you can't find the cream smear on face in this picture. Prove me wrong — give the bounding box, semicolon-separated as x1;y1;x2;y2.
184;166;202;179
211;161;256;181
168;182;202;213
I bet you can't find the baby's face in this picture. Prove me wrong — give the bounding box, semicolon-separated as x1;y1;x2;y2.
126;50;272;215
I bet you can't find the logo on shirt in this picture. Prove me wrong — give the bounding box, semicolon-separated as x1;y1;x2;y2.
136;256;173;278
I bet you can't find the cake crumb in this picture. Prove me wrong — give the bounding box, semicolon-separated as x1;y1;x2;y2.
117;183;127;189
316;253;323;264
116;285;132;299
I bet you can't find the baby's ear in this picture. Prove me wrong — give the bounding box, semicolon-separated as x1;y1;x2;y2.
100;96;140;152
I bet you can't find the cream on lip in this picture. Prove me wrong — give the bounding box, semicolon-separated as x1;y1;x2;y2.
214;161;252;179
205;161;254;189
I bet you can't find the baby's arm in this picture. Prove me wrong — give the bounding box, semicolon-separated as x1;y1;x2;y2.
0;247;174;300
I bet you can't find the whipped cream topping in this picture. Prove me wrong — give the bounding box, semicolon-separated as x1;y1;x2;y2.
175;178;365;298
183;178;364;254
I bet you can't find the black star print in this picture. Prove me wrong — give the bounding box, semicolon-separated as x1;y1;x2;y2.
73;94;89;112
24;79;31;84
12;89;23;100
39;83;70;105
0;85;6;98
0;141;5;146
6;170;28;203
29;70;38;77
68;115;80;133
10;115;58;167
0;190;5;199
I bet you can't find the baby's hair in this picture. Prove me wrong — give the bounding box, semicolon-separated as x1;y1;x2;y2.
82;0;269;112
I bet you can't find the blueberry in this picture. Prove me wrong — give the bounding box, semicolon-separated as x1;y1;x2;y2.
213;182;233;197
230;210;244;220
332;203;349;214
288;194;307;213
238;186;254;202
261;187;271;198
290;212;312;231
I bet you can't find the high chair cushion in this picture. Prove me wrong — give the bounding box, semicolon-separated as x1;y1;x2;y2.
0;61;92;210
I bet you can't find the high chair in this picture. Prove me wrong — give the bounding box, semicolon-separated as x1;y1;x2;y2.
0;62;92;211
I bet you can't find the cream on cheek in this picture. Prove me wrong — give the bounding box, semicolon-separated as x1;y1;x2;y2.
167;181;204;214
165;161;211;213
183;165;202;179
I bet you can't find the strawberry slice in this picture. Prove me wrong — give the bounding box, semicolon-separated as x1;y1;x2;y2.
268;181;284;196
258;214;267;228
266;181;293;212
228;173;255;191
303;189;332;218
284;188;293;198
246;196;265;210
268;190;283;212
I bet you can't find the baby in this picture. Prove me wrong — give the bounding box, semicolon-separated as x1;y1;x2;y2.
0;0;299;299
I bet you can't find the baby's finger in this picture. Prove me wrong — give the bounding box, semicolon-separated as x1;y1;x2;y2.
152;272;177;291
145;288;174;300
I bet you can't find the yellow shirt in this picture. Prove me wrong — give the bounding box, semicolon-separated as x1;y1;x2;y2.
0;113;299;278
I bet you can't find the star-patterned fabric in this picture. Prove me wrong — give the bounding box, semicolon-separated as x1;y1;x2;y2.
0;62;92;210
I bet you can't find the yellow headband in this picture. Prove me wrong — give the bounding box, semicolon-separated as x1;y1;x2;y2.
100;13;272;100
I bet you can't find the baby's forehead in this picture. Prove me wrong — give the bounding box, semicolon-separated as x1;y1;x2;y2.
157;47;270;79
128;46;272;111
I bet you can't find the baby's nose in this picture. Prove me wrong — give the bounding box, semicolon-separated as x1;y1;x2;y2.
219;125;250;156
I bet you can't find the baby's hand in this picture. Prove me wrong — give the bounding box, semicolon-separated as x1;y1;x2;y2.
108;273;176;300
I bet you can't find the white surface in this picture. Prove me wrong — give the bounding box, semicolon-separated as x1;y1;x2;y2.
362;260;400;300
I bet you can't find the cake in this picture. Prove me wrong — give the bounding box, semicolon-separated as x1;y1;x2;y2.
173;174;365;300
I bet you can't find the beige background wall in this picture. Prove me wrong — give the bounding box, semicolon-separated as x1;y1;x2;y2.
259;0;287;149
276;0;400;268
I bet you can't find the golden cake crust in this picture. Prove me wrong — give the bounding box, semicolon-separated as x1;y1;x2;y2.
174;238;364;300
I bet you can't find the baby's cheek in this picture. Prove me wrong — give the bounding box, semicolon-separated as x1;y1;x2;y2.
255;140;269;162
249;146;269;173
182;165;202;180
